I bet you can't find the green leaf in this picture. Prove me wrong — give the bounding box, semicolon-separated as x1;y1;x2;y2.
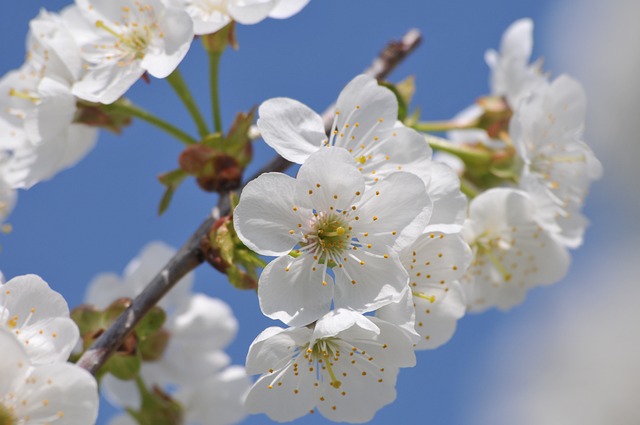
157;169;187;215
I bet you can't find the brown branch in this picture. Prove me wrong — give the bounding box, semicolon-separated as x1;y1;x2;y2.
77;28;423;375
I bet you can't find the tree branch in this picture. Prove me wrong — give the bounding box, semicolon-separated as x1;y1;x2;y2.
77;28;423;375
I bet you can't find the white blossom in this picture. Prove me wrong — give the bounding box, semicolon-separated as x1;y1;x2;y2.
86;241;193;312
511;75;602;247
175;366;251;425
258;74;466;227
377;229;472;349
0;8;97;190
461;188;570;312
177;0;310;36
0;275;80;365
485;18;546;109
234;147;431;326
0;328;99;425
245;309;416;423
258;75;432;185
70;0;194;104
86;241;242;415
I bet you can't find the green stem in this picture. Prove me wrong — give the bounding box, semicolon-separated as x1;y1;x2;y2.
425;135;492;166
459;178;480;199
209;51;224;134
104;101;197;145
413;119;478;133
166;69;210;138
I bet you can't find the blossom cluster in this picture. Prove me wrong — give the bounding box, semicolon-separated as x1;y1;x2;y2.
234;74;473;422
84;242;251;425
445;19;602;312
0;0;309;230
0;274;99;424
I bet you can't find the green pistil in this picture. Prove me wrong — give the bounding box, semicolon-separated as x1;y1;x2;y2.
412;291;436;303
478;243;512;282
315;215;351;256
310;340;342;389
0;404;17;425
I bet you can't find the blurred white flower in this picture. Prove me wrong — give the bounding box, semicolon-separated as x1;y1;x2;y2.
234;147;431;327
245;309;416;423
0;274;80;365
70;0;194;104
0;328;99;425
86;241;245;425
0;8;97;190
461;189;570;312
512;75;602;248
485;18;546;109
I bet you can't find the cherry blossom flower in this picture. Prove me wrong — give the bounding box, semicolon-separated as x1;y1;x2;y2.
258;74;466;228
511;75;602;247
461;189;570;312
70;0;194;104
245;309;416;423
0;274;80;365
258;75;432;185
107;366;250;425
0;8;97;189
234;147;431;326
85;241;193;312
86;241;243;418
485;18;546;109
175;366;251;425
0;328;99;425
178;0;310;35
377;229;472;349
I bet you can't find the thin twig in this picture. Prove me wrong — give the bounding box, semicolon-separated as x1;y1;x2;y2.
77;29;423;375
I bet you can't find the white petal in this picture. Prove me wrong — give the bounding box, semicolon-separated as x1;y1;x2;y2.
85;273;128;309
72;61;143;104
257;97;326;164
177;366;251;425
17;362;99;424
268;0;310;18
101;374;141;410
258;254;334;326
0;329;29;393
333;75;397;139
245;360;317;422
124;241;193;312
169;294;238;351
354;172;431;251
334;250;408;314
428;161;468;226
234;172;305;256
500;18;534;61
228;0;277;24
295;147;365;212
413;282;466;350
140;7;193;78
312;309;379;341
246;326;311;375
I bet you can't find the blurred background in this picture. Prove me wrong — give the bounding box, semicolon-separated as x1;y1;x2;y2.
1;0;638;424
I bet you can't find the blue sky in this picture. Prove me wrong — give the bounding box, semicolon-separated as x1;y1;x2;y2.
1;1;612;424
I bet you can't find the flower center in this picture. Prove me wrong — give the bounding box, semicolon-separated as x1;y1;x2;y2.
305;213;352;261
0;403;17;425
304;339;342;389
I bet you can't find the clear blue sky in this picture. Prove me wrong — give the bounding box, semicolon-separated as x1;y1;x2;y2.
1;1;607;424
